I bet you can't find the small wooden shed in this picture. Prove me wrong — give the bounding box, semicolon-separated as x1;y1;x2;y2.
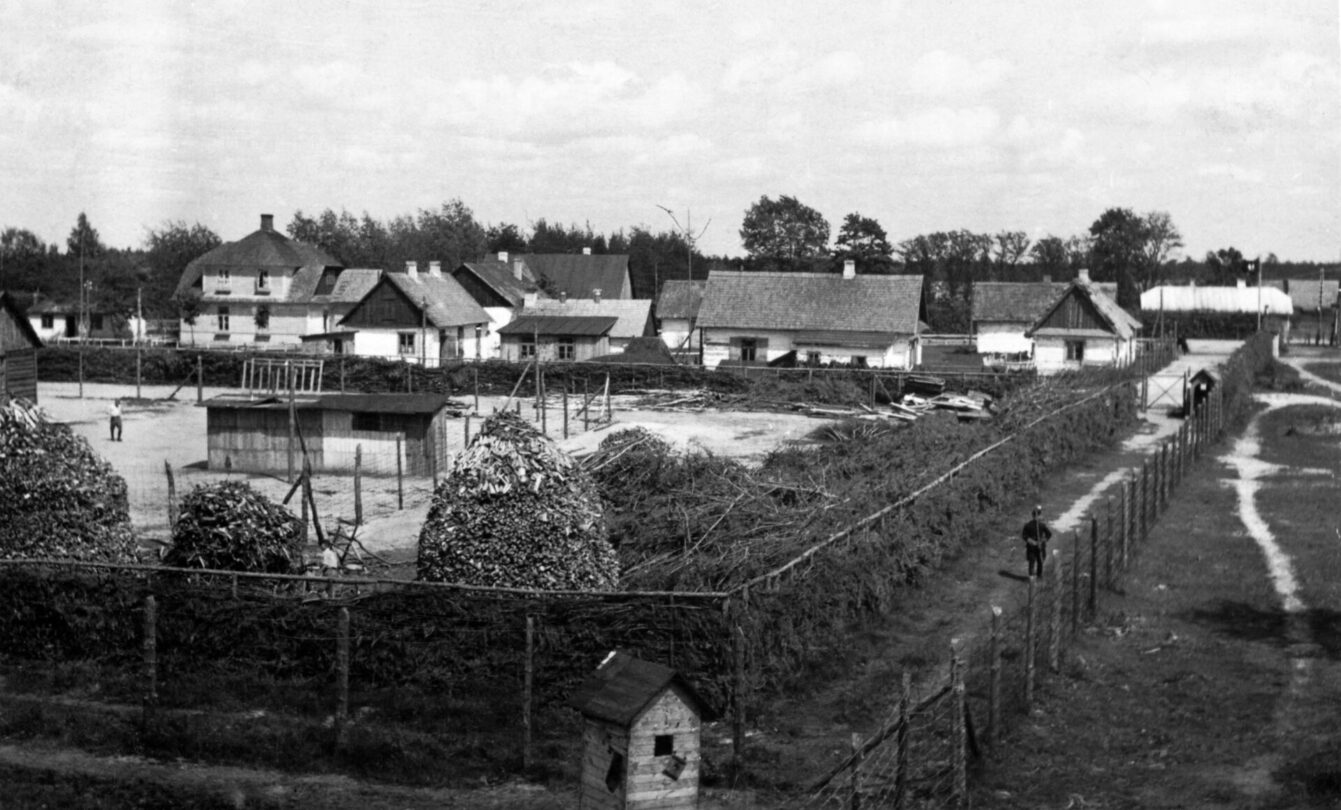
0;291;41;402
1189;367;1220;414
569;651;714;810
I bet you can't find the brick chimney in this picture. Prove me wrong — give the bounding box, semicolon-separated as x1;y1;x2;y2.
1076;268;1090;283
583;247;592;256
513;260;524;281
842;259;855;279
405;260;418;279
559;290;568;303
498;251;509;263
428;260;442;278
260;213;274;232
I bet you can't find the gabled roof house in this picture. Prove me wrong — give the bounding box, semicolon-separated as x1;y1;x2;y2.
696;261;925;369
496;295;653;363
973;280;1117;357
511;251;633;300
338;262;490;364
656;279;706;355
1026;270;1142;374
451;256;544;359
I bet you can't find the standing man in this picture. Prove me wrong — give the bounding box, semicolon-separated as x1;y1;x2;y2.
107;398;123;442
1021;505;1051;577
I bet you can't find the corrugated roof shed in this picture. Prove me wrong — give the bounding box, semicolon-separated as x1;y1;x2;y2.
656;279;706;320
1139;283;1294;315
520;298;652;339
696;270;923;334
973;281;1117;323
519;254;630;299
568;652;714;726
1284;279;1339;313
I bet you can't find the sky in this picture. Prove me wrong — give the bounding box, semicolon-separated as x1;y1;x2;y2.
2;0;1338;262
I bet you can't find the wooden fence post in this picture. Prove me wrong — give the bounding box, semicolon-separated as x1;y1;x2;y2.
1070;530;1080;637
988;605;1002;746
1049;548;1062;672
952;640;967;809
563;383;570;439
1025;575;1036;707
1105;496;1115;587
164;461;178;531
1089;515;1098;616
395;434;404;510
1122;476;1132;569
141;594;158;730
300;469;310;544
847;733;863;810
731;587;749;777
353;444;363;526
196;354;203;404
894;670;911;810
136;346;142;400
524;615;535;771
336;606;350;747
473;365;479;413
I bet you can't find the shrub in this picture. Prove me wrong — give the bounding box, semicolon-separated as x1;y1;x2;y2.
164;481;303;572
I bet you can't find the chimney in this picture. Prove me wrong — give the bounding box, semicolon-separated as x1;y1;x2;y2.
1076;268;1090;283
523;291;538;308
513;260;524;281
1236;278;1246;289
428;260;442;278
405;260;418;279
498;251;509;263
592;287;602;303
842;259;856;279
260;213;274;232
559;290;568;303
1041;274;1052;283
583;247;592;256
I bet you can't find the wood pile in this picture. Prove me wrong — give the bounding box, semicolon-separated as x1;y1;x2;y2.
417;410;618;590
164;481;303;573
0;397;138;561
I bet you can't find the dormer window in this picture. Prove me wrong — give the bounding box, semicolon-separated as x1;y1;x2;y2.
256;269;269;292
217;268;231;294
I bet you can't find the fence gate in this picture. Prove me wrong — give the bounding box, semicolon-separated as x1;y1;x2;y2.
242;358;324;396
1146;370;1189;411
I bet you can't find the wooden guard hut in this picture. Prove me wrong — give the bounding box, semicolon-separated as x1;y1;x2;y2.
203;393;461;475
1188;367;1220;415
569;651;714;810
0;291;41;402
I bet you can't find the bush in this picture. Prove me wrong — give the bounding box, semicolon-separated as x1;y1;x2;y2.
417;410;617;589
0;398;138;561
164;481;303;572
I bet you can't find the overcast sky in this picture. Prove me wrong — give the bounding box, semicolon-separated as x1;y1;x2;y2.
2;0;1337;261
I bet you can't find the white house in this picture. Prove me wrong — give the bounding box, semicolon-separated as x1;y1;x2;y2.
174;214;379;348
656;279;705;356
337;262;490;364
696;261;925;369
1027;270;1142;374
450;255;542;359
972;280;1117;357
497;293;653;363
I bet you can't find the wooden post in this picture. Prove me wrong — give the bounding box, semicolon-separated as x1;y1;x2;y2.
164;461;178;531
335;606;350;746
1025;575;1036;707
353;444;363;526
869;375;876;410
287;361;296;484
894;670;910;810
136;346;142;400
429;424;438;487
142;594;158;729
847;732;863;810
562;382;570;439
731;587;749;776
473;365;479;413
1089;515;1098;616
395;434;404;510
339;354;346;393
534;358;541;417
1162;443;1171;509
1121;476;1131;569
464;413;471;448
1071;530;1081;636
539;367;547;435
604;373;612;422
1049;548;1062;672
1105;496;1115;587
523;615;534;771
583;377;590;431
988;605;1002;746
953;680;967;809
300;470;310;544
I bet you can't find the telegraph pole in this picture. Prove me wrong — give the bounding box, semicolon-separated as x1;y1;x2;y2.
657;205;712;282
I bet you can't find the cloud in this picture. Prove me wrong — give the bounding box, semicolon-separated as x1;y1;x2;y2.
854;106;1001;148
907;50;1010;97
1197;163;1265;184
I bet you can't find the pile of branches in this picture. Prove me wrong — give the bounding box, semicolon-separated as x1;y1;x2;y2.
0;397;138;561
418;410;617;590
163;481;303;573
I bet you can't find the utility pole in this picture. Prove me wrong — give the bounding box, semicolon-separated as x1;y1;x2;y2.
78;230;85;398
657;205;711;282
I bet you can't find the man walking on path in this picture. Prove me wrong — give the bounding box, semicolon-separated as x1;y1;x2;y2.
1021;505;1051;577
107;399;123;442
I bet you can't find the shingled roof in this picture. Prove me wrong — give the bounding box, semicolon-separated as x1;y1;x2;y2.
696;271;923;334
568;651;715;726
173;214;339;300
454;259;540;307
1028;281;1142;340
338;270;488;330
517;254;630;300
518;297;652;340
973;281;1117;323
656;279;706;320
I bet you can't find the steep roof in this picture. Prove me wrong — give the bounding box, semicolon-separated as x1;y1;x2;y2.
173;216;339;299
377;271;490;328
696;270;923;334
1284;279;1339;313
1028;281;1142;339
1139;283;1293;315
656;279;706;320
1;291;42;348
311;268;381;305
973;281;1117;323
518;254;630;299
568;651;714;726
454;259;540;307
519;297;652;340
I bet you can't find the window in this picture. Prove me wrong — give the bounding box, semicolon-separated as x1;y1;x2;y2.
806;351;821;366
520;340;536;359
255;269;269;291
217;268;230;290
398;332;415;355
216;306;230;331
558;338;575;360
654;735;673;756
254;306;270;331
352;412;404;432
739;338;758;362
1065;340;1085;361
40;314;53;329
852;355;868;369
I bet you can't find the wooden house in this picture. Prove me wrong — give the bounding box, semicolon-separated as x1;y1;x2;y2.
696;262;925;369
451;255;543;359
203;393;460;476
972;279;1117;361
568;651;714;810
496;296;653;363
1026;270;1143;374
656;279;705;358
338;263;490;364
27;295;121;342
174;213;380;347
0;292;42;402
